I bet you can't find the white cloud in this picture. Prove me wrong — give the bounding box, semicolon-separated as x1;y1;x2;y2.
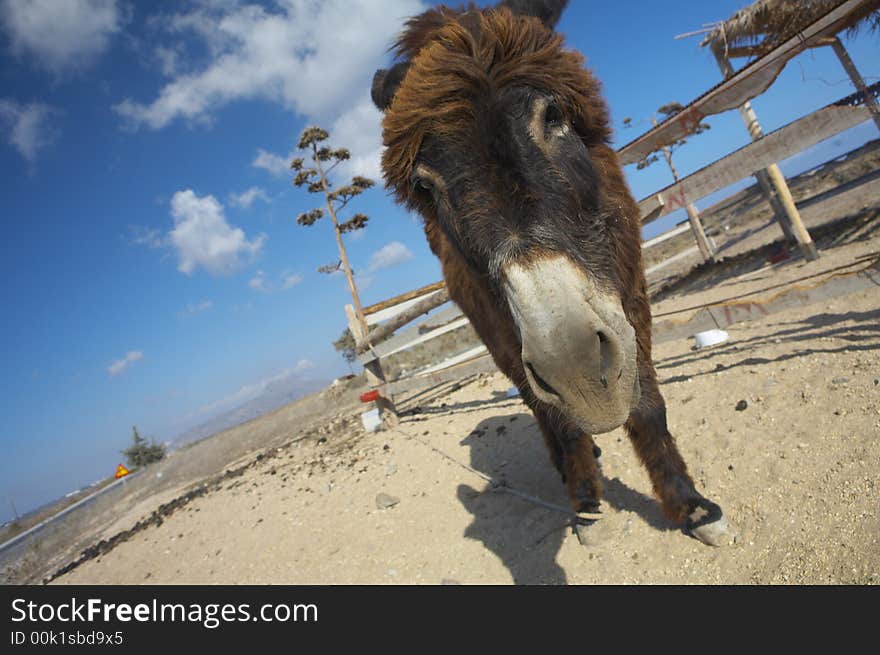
107;350;143;377
281;271;302;289
252;98;384;182
113;0;425;177
183;299;213;315
329;97;385;181
250;269;303;292
354;272;374;292
251;148;292;177
169;189;265;276
230;186;269;208
367;241;413;272
129;225;165;249
114;1;423;128
248;269;270;292
294;358;314;372
0;0;123;73
251;100;383;182
154;45;180;77
0;99;58;164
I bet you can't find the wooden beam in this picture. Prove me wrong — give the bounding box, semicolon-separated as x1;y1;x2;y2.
642;223;691;249
362;280;446;316
357;304;467;365
644;246;701;276
638;101;873;222
365;290;447;326
385;352;498;397
830;36;880;132
357;288;450;353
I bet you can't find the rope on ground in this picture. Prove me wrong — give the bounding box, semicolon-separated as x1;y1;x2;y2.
389;424;602;522
653;253;880;319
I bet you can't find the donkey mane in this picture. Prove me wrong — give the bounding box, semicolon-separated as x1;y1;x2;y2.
381;7;611;203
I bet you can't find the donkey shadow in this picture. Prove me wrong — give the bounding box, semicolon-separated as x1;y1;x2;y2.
456;412;674;585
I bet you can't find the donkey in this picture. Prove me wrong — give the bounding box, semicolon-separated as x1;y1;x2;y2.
371;0;736;546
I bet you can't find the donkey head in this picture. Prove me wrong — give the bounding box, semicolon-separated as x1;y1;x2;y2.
372;1;642;434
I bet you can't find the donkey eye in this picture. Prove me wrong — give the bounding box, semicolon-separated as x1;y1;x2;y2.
544;102;563;128
413;176;434;194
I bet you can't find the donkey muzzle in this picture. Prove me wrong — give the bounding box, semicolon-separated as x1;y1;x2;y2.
503;255;640;434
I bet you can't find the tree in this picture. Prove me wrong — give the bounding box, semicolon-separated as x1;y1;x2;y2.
624;101;711;171
292;126;374;336
623;102;715;262
333;327;357;371
122;426;166;469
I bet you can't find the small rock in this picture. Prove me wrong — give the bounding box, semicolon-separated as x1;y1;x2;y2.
386;462;398;477
375;493;400;510
831;377;849;385
735;400;748;411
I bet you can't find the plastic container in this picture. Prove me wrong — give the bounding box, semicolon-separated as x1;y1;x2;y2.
693;329;730;349
361;408;382;433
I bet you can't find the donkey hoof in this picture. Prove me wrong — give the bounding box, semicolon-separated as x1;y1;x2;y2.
687;502;739;547
573;518;599;547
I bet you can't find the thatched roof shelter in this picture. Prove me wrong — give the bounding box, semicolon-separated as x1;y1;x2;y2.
702;0;880;58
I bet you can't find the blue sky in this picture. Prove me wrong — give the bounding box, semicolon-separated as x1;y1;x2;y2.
1;0;877;522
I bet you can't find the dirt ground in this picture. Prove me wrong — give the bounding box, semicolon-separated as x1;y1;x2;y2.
51;228;880;585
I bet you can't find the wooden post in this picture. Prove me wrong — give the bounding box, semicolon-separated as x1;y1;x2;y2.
830;36;880;133
653;117;715;262
712;46;819;261
753;169;798;245
346;304;398;427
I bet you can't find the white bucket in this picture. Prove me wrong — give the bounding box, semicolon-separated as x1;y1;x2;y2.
361;408;382;433
694;329;730;349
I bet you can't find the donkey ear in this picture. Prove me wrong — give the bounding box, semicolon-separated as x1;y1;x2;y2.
498;0;568;29
371;61;411;111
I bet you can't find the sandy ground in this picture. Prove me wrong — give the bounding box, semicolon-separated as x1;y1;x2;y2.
53;235;880;585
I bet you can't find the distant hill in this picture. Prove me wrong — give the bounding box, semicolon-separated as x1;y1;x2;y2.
171;372;329;447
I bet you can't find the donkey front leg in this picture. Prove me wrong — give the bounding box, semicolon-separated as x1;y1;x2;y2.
626;376;738;546
534;405;602;515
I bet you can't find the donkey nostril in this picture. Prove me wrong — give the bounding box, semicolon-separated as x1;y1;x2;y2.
525;362;560;398
597;330;619;387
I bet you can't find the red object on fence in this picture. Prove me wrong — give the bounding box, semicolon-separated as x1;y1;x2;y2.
360;390;380;403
